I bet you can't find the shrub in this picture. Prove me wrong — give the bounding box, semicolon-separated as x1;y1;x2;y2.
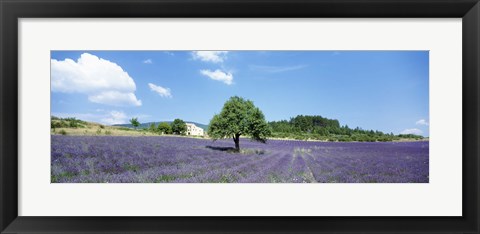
65;117;80;128
59;129;67;135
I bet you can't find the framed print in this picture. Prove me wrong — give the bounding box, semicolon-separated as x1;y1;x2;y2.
1;0;479;233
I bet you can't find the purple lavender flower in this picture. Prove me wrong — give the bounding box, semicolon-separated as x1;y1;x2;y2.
51;135;429;183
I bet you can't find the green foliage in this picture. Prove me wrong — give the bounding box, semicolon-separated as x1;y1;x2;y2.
130;117;140;129
65;117;80;128
118;127;133;131
171;119;187;135
208;96;271;151
157;122;172;134
59;129;67;135
51;116;85;129
397;134;424;140
269;115;424;142
149;123;156;132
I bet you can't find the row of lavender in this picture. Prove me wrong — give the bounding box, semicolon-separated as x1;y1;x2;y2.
51;135;429;183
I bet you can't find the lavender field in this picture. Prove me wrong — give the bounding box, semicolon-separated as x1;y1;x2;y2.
51;135;429;183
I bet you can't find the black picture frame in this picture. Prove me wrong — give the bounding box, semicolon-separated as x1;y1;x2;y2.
1;0;479;233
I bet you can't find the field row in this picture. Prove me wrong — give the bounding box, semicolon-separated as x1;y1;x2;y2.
51;135;429;183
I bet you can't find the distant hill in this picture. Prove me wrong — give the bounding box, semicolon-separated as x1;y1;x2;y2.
114;121;208;130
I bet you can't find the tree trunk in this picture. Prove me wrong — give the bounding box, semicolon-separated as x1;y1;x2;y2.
233;134;240;151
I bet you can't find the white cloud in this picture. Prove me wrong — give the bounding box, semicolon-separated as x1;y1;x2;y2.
400;128;423;135
416;119;429;126
143;59;153;64
192;51;228;63
52;110;130;125
101;111;129;125
51;53;141;106
200;69;233;85
88;91;142;106
249;64;307;73
148;83;172;98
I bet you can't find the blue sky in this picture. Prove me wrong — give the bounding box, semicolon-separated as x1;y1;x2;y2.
51;51;429;136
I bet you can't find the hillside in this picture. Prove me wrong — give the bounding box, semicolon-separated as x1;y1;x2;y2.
51;117;160;136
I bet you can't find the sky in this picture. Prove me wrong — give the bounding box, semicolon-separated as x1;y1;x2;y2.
51;51;429;136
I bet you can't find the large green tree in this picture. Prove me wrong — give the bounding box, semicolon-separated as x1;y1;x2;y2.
157;122;172;134
171;119;187;135
208;96;271;151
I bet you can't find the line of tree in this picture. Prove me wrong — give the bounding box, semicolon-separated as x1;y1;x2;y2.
269;115;424;142
143;118;187;135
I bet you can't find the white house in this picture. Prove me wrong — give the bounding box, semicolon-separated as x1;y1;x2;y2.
186;123;204;136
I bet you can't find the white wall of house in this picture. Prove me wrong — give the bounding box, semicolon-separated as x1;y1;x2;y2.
186;123;204;136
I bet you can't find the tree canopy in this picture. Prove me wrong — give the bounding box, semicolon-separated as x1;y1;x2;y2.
208;96;271;151
171;119;187;135
157;122;172;134
149;123;156;132
129;117;140;129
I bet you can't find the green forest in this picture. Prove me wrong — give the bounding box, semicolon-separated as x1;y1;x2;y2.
268;115;424;142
